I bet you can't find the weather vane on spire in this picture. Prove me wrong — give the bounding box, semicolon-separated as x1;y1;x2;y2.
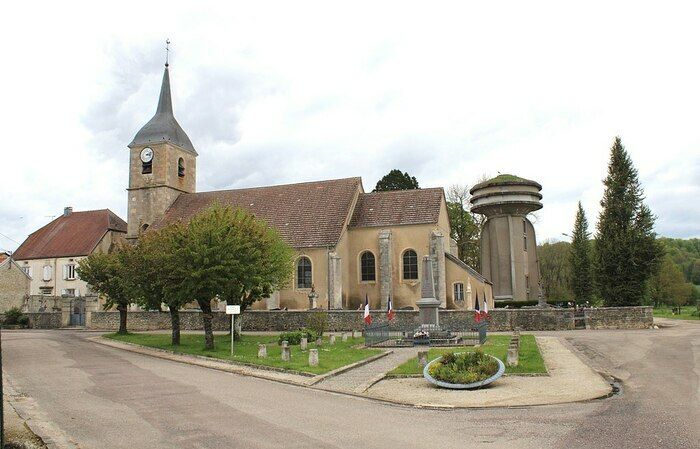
165;38;171;67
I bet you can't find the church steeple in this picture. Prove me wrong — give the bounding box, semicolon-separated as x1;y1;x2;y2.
128;62;197;155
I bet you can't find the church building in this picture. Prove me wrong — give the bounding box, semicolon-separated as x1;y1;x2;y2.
127;62;493;311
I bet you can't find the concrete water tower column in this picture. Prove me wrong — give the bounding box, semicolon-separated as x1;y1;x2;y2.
469;175;543;304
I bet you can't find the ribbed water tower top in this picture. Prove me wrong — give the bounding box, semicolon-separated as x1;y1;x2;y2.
469;174;542;217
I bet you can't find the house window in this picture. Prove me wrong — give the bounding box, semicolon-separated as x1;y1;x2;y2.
454;283;465;302
402;249;418;280
39;286;53;296
61;289;75;297
21;266;31;277
526;275;530;296
296;257;312;289
42;265;52;281
178;158;185;177
64;264;76;280
523;219;528;251
360;251;376;282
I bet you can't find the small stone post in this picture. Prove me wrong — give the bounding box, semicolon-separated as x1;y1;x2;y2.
507;344;519;367
257;343;267;358
309;349;319;367
342;333;348;342
353;330;361;339
418;351;428;367
281;341;291;362
315;337;323;346
329;335;336;345
300;337;308;351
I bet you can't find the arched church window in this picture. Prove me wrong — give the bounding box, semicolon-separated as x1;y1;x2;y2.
178;158;185;177
297;257;312;289
402;249;418;280
140;223;149;234
454;283;464;302
360;251;376;282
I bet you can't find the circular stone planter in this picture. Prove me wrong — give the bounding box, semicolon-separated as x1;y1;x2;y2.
423;353;506;390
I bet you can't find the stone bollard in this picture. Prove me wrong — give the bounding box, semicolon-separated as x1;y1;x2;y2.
507;345;519;367
315;337;323;346
309;349;319;367
353;330;361;339
281;341;291;362
300;337;308;351
342;333;349;342
418;351;428;367
329;335;336;345
258;343;267;358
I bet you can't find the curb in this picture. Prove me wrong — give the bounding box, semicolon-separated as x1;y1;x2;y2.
307;351;391;385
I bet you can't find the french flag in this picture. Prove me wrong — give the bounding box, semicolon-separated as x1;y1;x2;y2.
482;294;489;319
364;294;372;325
387;295;395;321
474;292;481;323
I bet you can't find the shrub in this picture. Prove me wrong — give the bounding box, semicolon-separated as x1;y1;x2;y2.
3;307;26;325
17;315;29;326
278;328;317;345
427;350;499;384
306;311;328;337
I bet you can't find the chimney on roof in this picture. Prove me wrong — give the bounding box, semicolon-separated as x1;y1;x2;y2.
64;207;73;217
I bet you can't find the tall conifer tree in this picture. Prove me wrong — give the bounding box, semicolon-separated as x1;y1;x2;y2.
595;137;661;306
569;202;594;303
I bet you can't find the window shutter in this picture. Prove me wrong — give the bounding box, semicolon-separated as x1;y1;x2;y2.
61;289;67;296
43;265;51;281
63;265;68;280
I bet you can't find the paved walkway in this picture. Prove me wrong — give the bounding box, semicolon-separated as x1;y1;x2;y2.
366;336;612;407
314;347;420;393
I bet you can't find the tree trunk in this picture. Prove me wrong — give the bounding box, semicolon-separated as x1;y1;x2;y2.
200;300;214;350
117;303;128;335
233;314;242;341
170;308;181;346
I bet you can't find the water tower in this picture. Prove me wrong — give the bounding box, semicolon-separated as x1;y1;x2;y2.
470;175;543;304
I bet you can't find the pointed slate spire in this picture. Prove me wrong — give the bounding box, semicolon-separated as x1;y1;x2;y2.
129;63;197;155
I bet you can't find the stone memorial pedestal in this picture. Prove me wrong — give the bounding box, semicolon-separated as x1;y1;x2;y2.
281;341;291;362
300;337;308;351
309;349;319;367
258;344;267;358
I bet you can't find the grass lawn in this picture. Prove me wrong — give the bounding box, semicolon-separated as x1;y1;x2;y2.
653;306;699;321
388;334;546;377
106;332;382;375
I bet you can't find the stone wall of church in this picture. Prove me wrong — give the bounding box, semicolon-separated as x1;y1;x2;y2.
89;306;652;332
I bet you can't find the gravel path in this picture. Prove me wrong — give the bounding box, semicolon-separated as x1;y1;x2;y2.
315;347;420;393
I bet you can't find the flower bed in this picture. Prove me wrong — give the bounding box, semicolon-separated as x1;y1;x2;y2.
423;350;505;389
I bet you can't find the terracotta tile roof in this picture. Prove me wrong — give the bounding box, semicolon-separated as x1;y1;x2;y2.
13;210;127;260
349;188;444;228
155;177;362;248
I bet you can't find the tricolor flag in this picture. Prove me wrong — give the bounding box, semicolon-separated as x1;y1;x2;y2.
482;295;489;319
387;295;395;321
474;292;481;323
364;294;372;325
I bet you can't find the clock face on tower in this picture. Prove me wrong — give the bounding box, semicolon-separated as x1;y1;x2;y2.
140;147;154;163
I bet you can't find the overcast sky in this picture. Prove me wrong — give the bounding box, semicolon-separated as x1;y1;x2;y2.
1;1;699;253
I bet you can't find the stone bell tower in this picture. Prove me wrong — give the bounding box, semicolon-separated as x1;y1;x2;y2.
470;175;542;303
126;61;197;240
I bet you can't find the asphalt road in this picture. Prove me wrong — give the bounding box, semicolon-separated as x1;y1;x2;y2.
2;320;698;449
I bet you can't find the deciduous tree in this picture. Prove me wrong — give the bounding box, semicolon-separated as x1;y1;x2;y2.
445;184;482;269
77;247;135;334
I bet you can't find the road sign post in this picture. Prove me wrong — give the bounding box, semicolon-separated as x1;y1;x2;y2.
226;305;241;356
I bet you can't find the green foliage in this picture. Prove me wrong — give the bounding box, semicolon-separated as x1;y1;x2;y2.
3;307;27;325
167;203;295;349
538;241;573;301
306;311;328;337
649;254;694;307
595;137;662;306
277;328;317;345
427;350;499;384
446;184;482;269
658;238;700;285
373;169;419;192
77;246;135;334
569;202;594;303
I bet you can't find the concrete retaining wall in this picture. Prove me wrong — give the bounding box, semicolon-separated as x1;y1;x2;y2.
89;307;652;332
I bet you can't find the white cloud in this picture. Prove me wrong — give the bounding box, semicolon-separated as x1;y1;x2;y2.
1;1;699;252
